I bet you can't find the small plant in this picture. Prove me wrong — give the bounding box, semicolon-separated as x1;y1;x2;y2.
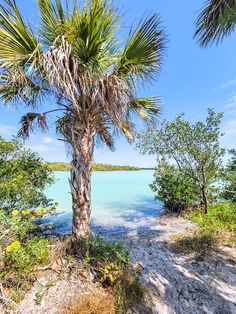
99;263;121;286
83;235;145;312
86;235;130;268
114;268;146;313
173;202;236;254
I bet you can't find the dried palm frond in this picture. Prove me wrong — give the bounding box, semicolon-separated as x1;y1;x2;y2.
18;112;48;139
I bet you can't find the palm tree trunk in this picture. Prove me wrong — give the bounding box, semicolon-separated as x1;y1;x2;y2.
69;129;94;253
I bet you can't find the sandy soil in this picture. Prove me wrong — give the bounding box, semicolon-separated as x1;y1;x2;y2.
108;215;236;314
3;215;236;314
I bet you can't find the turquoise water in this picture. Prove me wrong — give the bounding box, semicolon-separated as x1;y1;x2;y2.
44;170;163;234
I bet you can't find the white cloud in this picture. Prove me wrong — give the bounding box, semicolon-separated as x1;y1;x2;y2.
220;77;236;89
41;136;63;146
0;124;16;135
223;119;236;136
26;144;51;153
42;136;55;144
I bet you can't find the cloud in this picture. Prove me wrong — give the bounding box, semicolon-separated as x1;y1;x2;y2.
220;77;236;89
26;144;51;153
0;124;16;135
223;119;236;136
41;136;63;146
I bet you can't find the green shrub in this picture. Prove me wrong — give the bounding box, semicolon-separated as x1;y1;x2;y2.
150;161;200;212
0;209;51;302
222;149;236;202
0;136;54;212
86;234;130;267
190;202;236;241
173;202;236;254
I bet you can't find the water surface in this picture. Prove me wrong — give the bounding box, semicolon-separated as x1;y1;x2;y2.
45;170;163;234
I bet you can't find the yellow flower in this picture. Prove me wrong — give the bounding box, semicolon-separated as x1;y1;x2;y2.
42;208;47;214
6;241;21;253
22;209;30;216
35;209;42;216
11;210;19;217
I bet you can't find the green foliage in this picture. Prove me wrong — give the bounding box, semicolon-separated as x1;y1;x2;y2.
85;235;129;268
0;136;54;212
223;149;236;202
195;0;236;47
47;162;141;171
137;109;225;212
174;202;236;254
0;208;52;301
114;269;145;313
84;235;144;313
151;161;200;212
190;202;236;240
93;163;141;171
0;0;165;144
47;162;71;171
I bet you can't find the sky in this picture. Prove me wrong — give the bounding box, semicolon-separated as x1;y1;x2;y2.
0;0;236;167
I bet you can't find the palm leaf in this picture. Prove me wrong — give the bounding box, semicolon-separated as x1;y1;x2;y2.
195;0;236;46
128;96;161;122
116;14;166;81
37;0;68;47
0;0;40;67
18;112;48;139
69;0;120;70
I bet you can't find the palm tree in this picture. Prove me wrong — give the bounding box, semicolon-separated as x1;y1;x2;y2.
0;0;165;251
195;0;236;46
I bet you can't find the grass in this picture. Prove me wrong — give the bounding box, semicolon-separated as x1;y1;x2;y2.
61;292;116;314
173;202;236;254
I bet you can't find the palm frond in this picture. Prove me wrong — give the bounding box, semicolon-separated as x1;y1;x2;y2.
96;125;115;151
68;0;120;71
116;14;166;82
128;96;161;122
0;0;40;67
195;0;236;46
0;68;47;106
18;112;48;139
37;0;68;47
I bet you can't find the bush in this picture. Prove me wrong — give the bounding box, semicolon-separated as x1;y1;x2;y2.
0;136;54;212
190;202;236;242
222;149;236;202
85;234;130;268
150;161;200;212
137;109;225;213
0;209;51;302
173;202;236;254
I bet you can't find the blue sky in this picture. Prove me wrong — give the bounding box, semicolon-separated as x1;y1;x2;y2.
0;0;236;167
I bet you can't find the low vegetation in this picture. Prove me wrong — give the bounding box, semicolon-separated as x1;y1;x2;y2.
47;162;142;172
222;149;236;202
0;207;54;303
62;292;116;314
173;202;236;254
84;235;145;313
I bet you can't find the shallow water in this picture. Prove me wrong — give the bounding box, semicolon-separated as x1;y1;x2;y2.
44;170;163;234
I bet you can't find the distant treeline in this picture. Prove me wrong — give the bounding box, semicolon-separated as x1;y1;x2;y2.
46;162;150;171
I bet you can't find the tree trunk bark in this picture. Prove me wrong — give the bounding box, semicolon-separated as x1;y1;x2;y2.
69;129;94;254
201;187;208;214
